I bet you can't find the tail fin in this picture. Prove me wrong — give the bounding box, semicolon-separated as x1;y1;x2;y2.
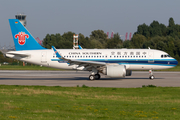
9;19;45;51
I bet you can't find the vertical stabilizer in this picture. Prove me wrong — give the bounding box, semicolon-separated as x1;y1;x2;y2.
9;19;45;51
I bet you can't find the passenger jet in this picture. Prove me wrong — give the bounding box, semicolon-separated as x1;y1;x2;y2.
5;19;178;80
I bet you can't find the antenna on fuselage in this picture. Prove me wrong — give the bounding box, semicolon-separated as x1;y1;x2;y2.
148;47;150;49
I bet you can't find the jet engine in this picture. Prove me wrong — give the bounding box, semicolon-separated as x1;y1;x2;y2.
102;65;126;78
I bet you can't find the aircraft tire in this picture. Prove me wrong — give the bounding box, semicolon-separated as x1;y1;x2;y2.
89;75;95;81
149;75;154;80
95;74;100;80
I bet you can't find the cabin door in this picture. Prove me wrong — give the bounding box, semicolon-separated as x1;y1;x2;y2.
148;51;154;62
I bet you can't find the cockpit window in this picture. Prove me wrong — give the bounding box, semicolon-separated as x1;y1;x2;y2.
161;54;171;58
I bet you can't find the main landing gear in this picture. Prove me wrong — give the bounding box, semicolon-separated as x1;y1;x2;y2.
89;67;101;80
89;74;101;81
149;70;155;80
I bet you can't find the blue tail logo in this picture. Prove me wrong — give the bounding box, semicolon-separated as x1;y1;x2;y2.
15;32;29;45
9;19;45;51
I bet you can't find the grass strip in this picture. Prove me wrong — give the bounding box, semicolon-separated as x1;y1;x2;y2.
0;85;179;120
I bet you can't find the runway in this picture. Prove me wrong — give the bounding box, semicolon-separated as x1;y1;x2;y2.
0;70;180;88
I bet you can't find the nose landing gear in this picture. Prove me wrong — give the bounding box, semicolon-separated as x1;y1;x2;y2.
149;70;155;80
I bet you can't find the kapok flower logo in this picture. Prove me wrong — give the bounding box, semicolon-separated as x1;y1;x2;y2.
15;32;29;45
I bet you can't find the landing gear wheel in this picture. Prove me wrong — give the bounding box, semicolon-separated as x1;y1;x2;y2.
149;70;154;80
95;74;101;80
149;75;154;80
89;75;95;81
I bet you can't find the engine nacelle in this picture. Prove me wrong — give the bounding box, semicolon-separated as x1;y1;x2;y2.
126;70;132;76
102;65;126;78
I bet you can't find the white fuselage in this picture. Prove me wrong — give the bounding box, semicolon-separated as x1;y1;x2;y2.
6;48;178;70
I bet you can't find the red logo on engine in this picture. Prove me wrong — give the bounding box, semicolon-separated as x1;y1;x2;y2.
15;32;29;45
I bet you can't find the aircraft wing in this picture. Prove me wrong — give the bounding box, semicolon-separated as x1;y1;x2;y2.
52;46;106;70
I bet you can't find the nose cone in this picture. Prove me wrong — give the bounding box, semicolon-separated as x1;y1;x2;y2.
172;58;178;66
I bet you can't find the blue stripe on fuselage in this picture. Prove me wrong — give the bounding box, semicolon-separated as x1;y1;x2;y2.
51;58;178;66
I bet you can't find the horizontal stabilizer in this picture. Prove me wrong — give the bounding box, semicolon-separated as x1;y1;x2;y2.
6;51;30;57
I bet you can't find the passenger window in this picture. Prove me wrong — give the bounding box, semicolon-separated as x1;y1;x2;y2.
161;55;163;58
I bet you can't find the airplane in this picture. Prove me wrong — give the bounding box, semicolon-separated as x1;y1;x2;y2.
5;19;178;80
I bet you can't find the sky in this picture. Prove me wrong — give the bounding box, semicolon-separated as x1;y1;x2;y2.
0;0;180;46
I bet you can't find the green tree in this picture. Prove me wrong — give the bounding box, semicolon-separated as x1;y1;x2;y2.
42;34;51;48
136;23;150;38
150;21;162;37
123;40;133;48
168;17;175;27
78;33;89;48
90;30;107;40
106;33;122;48
90;39;104;49
131;34;147;48
90;30;107;48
